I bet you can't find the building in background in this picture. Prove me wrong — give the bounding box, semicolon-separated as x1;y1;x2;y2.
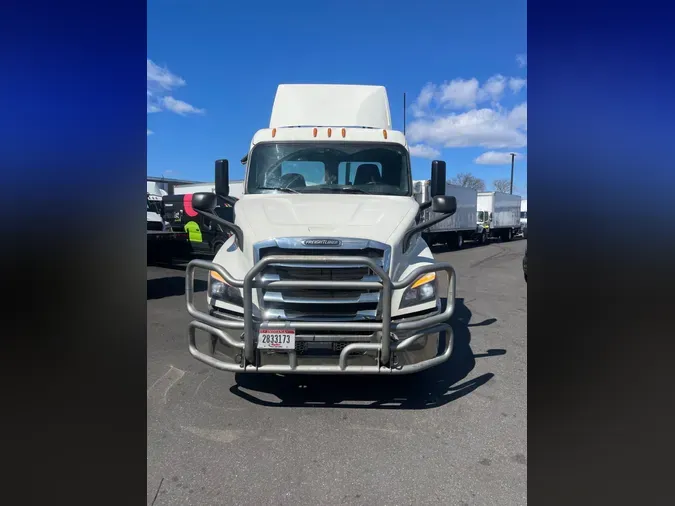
146;176;205;195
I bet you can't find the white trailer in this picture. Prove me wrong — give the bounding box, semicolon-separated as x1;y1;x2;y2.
173;180;244;199
413;180;486;248
477;191;522;241
520;199;528;238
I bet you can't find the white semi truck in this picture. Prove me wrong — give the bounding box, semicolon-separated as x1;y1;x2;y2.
477;191;522;241
184;84;459;374
414;180;487;249
520;198;528;238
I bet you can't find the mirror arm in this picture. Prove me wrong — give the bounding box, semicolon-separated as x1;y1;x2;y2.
220;195;238;206
402;212;454;254
195;209;244;250
418;201;432;211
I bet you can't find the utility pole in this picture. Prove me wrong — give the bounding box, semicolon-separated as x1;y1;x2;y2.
403;92;406;135
509;153;516;194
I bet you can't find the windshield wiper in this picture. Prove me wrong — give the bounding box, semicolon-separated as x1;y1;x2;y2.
257;187;300;193
311;186;370;194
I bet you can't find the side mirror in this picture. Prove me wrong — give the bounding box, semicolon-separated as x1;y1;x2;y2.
432;195;456;215
215;159;229;197
430;160;446;197
192;192;218;213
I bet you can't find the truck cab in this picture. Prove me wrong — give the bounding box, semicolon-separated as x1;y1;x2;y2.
185;84;459;374
147;193;168;232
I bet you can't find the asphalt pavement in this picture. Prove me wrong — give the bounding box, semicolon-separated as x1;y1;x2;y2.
147;238;527;506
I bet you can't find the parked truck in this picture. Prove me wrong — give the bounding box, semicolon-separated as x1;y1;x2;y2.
477;191;522;241
520;198;528;238
161;181;244;256
184;83;459;375
146;187;190;264
414;180;487;249
161;194;235;257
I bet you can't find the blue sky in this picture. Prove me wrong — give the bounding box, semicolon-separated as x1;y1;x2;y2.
148;0;527;196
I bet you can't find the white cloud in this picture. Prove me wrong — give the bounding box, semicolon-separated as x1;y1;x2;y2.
509;102;527;131
162;96;205;115
407;69;527;150
147;59;204;117
147;100;161;114
416;82;435;109
411;83;436;117
516;53;527;68
147;60;185;92
407;102;528;149
411;72;525;115
409;144;441;159
478;74;507;103
147;129;153;136
509;77;527;93
474;151;525;165
438;78;481;109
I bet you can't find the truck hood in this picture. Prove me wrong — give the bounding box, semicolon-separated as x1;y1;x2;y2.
147;211;162;223
234;194;418;245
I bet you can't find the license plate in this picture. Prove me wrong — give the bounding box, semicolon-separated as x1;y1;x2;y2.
257;328;296;350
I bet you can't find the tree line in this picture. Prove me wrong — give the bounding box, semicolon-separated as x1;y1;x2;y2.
450;173;516;193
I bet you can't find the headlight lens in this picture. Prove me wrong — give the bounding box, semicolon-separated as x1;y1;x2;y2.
209;270;244;306
399;272;437;309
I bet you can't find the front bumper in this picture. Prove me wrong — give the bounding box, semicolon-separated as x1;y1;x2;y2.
185;255;456;374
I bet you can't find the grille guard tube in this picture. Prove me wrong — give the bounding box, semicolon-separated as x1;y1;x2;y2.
189;321;453;374
185;255;456;373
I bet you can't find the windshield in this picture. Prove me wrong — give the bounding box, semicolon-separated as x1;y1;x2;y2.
147;199;162;214
520;211;528;219
478;211;487;222
246;142;412;196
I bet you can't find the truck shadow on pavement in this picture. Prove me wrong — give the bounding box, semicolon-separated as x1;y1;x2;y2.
229;298;504;410
147;277;207;300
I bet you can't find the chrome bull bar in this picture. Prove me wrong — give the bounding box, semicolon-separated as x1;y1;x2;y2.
185;255;456;374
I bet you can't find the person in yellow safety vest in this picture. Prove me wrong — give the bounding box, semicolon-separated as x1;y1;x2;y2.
183;221;202;243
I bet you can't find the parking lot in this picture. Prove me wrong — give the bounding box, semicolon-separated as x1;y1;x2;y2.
147;239;527;506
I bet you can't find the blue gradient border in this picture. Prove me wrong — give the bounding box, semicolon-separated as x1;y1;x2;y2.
1;0;673;503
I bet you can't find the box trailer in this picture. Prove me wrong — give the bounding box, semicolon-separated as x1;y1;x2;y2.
477;191;522;241
413;180;486;248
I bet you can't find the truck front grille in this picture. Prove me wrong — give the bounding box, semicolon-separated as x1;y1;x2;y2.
257;245;386;320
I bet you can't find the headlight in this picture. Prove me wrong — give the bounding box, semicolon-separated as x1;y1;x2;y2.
399;272;437;309
209;270;244;306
